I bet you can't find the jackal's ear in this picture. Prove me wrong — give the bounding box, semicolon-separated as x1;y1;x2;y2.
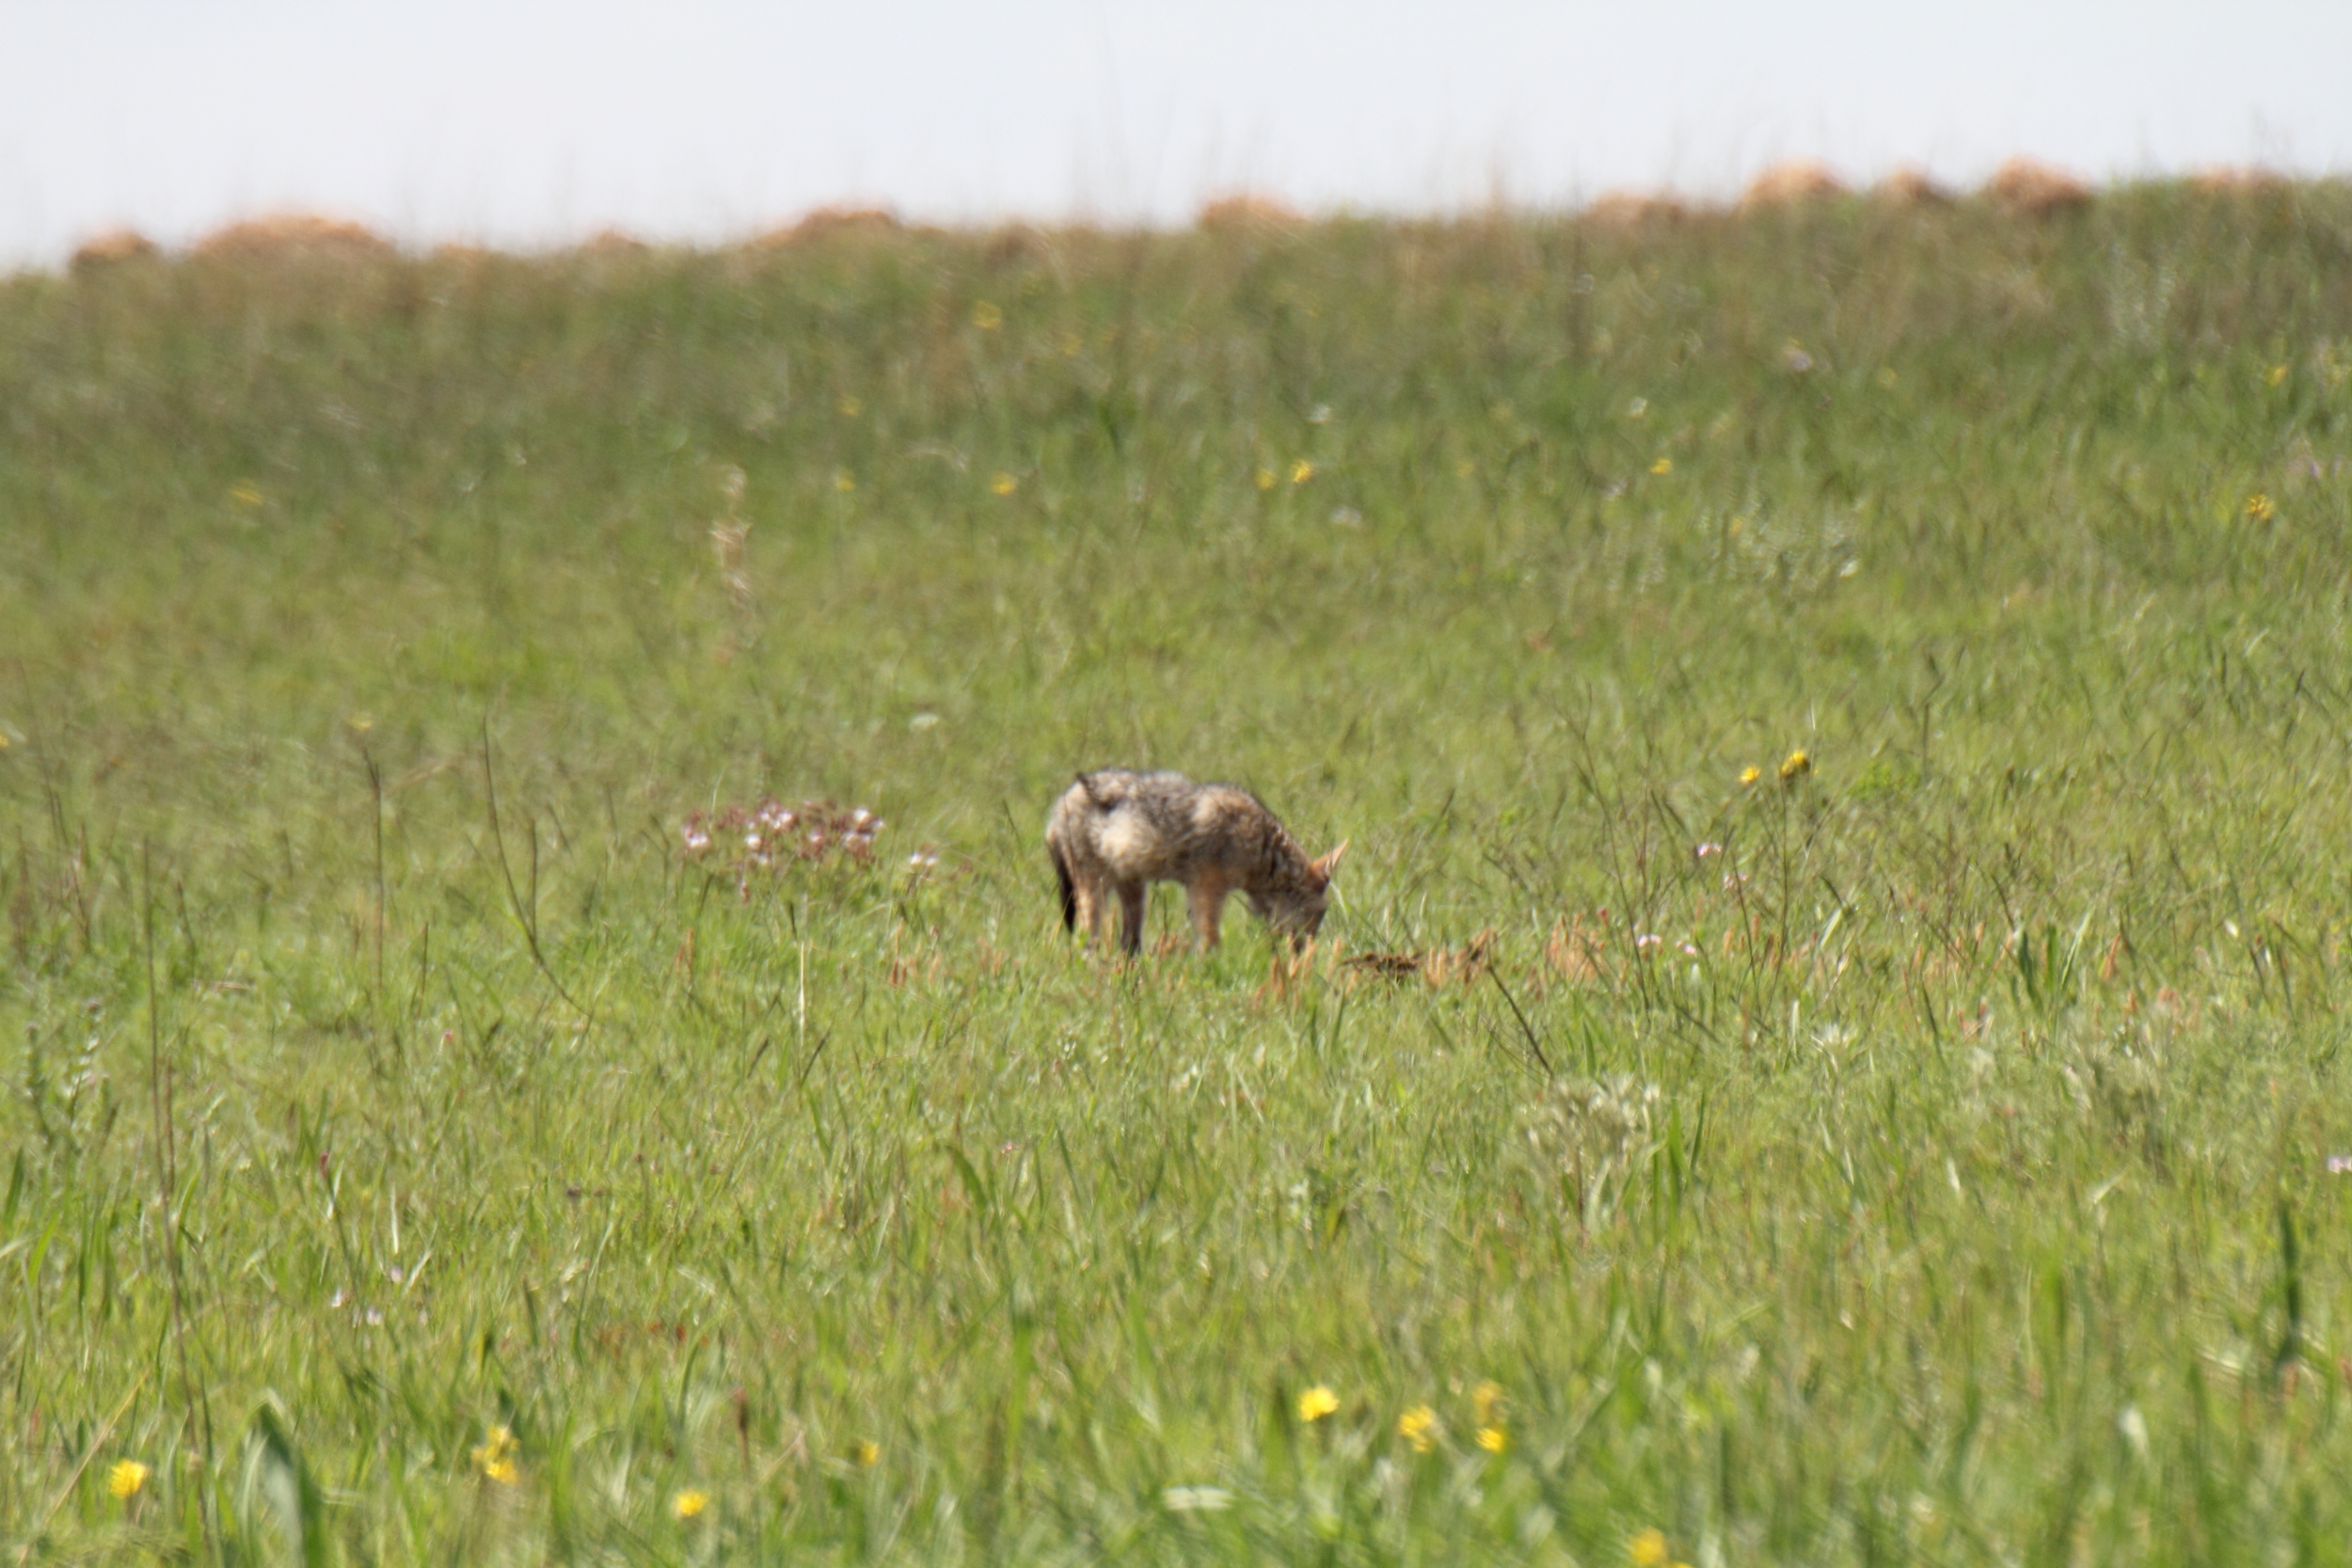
1311;840;1350;883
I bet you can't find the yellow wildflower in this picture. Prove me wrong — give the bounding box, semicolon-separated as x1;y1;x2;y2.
2246;493;2276;521
2266;363;2290;388
1290;460;1315;483
1738;766;1762;786
1778;749;1812;782
991;472;1018;497
472;1425;519;1485
1254;467;1277;491
1476;1426;1507;1453
1297;1385;1340;1423
971;301;1003;330
850;1439;881;1466
1396;1405;1438;1452
1650;457;1673;476
834;469;856;494
1629;1528;1670;1567
1471;1380;1505;1426
107;1459;150;1498
672;1488;708;1519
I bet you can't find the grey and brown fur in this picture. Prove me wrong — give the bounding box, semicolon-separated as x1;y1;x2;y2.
1045;768;1346;954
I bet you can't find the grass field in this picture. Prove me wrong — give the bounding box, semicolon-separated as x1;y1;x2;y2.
8;181;2352;1564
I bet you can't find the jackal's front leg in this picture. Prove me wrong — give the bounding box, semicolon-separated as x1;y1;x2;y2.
1186;876;1229;950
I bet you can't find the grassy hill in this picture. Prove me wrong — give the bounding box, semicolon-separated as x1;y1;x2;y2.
8;182;2352;1563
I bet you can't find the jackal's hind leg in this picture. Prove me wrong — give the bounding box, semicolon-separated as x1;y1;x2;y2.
1117;881;1147;955
1071;880;1102;943
1186;877;1229;951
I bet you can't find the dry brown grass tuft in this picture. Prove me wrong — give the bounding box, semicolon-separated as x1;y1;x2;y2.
1543;914;1613;986
2187;166;2292;197
982;223;1058;265
192;213;395;261
1740;160;1849;210
1343;931;1496;989
1196;194;1304;233
1581;191;1690;231
1984;157;2093;217
755;207;905;248
579;229;651;256
1873;166;1953;206
70;229;160;275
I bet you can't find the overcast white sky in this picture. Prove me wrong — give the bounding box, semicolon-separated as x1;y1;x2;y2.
3;1;2347;268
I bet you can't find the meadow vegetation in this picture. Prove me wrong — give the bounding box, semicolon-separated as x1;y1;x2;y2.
8;179;2352;1563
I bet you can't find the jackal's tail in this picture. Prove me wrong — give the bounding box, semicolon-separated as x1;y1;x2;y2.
1051;843;1076;930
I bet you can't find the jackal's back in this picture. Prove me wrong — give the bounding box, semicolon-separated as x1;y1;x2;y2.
1054;768;1305;878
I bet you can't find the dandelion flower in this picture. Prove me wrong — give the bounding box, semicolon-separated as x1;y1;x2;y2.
107;1459;150;1498
1298;1386;1340;1423
472;1425;519;1485
1290;460;1315;483
971;301;1003;330
1396;1405;1438;1452
1650;457;1673;476
1738;766;1762;786
1476;1426;1507;1453
851;1439;881;1467
1255;467;1278;491
2246;493;2276;521
1629;1528;1670;1567
991;472;1018;497
1778;749;1812;782
672;1489;708;1519
834;469;856;494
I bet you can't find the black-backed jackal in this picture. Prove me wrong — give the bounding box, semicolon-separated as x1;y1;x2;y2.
1045;768;1346;954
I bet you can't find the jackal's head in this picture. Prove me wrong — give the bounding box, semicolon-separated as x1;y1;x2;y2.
1255;840;1349;948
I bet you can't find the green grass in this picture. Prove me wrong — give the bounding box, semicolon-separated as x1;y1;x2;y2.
8;180;2352;1563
